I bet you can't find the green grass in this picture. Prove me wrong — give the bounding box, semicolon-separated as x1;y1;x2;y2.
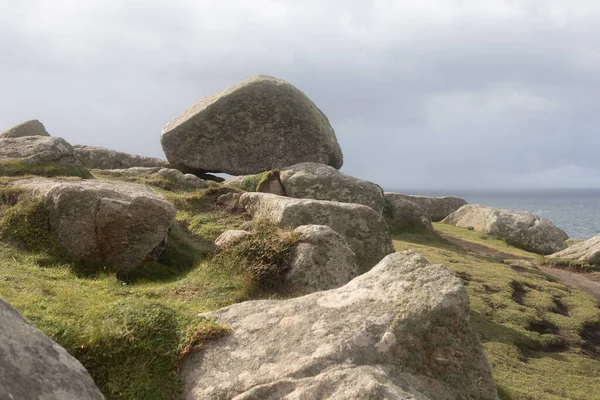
394;226;600;400
0;159;93;179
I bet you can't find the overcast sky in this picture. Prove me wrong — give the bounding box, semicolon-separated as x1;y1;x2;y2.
1;1;599;191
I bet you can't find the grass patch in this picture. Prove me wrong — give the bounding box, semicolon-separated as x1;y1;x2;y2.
91;169;210;192
393;225;600;400
0;159;93;179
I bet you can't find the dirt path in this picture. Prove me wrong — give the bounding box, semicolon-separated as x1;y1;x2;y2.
438;232;600;301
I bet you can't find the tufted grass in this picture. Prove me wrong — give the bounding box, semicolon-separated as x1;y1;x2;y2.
0;159;93;179
393;223;600;400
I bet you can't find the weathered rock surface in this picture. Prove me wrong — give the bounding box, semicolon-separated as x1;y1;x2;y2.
74;145;169;169
183;251;498;400
94;167;209;189
549;234;600;264
0;136;80;165
443;205;568;255
0;119;50;138
215;230;250;248
384;193;433;232
239;192;394;270
15;178;176;271
566;238;585;247
386;193;468;222
155;168;209;189
288;225;358;294
0;297;105;400
161;75;343;176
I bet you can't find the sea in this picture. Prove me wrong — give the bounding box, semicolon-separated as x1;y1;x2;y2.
391;188;600;240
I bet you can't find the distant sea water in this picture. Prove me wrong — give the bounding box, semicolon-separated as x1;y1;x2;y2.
390;188;600;240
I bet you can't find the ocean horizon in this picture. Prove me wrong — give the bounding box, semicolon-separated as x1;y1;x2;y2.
386;188;600;240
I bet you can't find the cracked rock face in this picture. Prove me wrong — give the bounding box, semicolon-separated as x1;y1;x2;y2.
0;297;105;400
239;192;394;271
161;75;343;175
0;136;81;165
182;251;498;400
15;178;176;271
443;204;568;255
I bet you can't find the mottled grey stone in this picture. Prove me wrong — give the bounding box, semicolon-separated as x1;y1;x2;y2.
384;193;433;232
0;119;50;138
74;145;169;169
0;136;80;165
386;193;468;222
0;297;105;400
182;251;497;400
550;234;600;264
15;178;176;272
161;75;343;175
443;204;568;255
239;192;394;271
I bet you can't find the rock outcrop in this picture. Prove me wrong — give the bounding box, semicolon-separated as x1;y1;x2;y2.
161;75;343;175
74;145;170;170
549;234;600;264
384;193;433;232
182;251;498;400
0;119;50;138
386;193;468;222
287;225;358;294
443;205;568;255
239;192;394;270
93;167;209;189
0;297;105;400
15;178;176;271
0;136;80;165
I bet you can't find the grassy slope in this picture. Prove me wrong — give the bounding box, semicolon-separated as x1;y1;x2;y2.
394;223;600;400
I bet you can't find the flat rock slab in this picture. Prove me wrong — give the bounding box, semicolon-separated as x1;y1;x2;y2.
15;178;176;272
443;204;568;255
74;145;169;169
182;251;497;400
549;234;600;264
385;193;467;222
0;136;80;165
0;297;105;400
0;119;50;138
161;75;343;175
239;192;394;271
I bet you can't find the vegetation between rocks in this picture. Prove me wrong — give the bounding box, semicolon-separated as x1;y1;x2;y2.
0;159;93;179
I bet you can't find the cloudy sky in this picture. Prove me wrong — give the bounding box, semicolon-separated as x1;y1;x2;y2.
1;0;599;191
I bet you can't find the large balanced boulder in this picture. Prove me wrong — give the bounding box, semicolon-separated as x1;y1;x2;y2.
443;204;568;255
549;234;600;264
0;297;105;400
384;193;433;232
0;136;80;165
74;145;170;169
239;192;394;270
161;75;343;175
386;193;468;222
15;178;176;271
182;251;498;400
287;225;358;294
0;119;50;138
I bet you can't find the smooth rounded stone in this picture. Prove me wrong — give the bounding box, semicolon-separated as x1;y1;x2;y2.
216;192;242;209
385;193;468;222
384;194;433;232
15;178;176;272
239;192;394;271
182;251;498;400
287;225;358;294
549;234;600;264
161;75;343;176
0;136;80;165
0;297;105;400
443;204;568;255
73;145;170;169
214;230;250;248
156;168;209;188
0;119;50;138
